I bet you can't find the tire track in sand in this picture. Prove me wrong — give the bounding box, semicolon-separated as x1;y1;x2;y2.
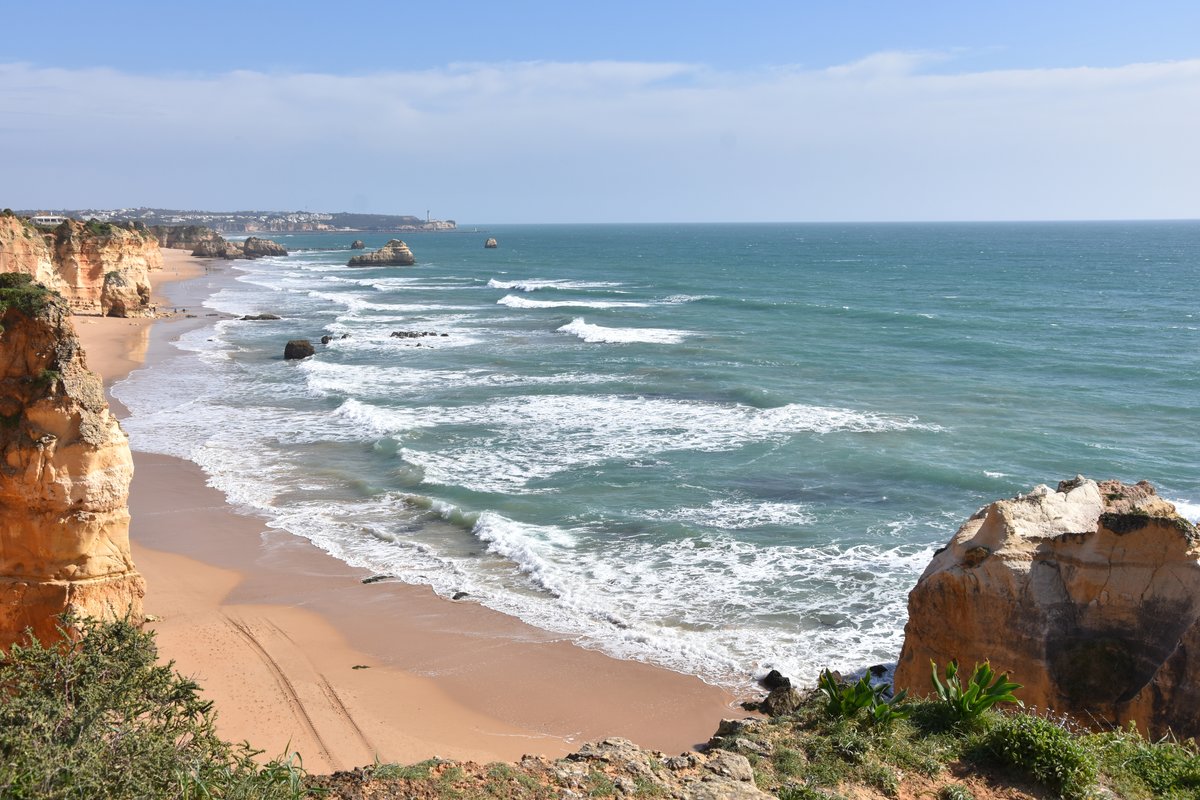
224;615;336;768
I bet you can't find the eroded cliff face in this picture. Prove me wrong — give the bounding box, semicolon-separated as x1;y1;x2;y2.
0;217;162;317
0;276;144;646
0;216;59;294
48;220;162;316
895;476;1200;736
148;224;221;250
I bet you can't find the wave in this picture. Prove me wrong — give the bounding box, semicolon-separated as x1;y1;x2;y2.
647;499;816;530
1170;498;1200;524
557;318;691;344
498;294;649;310
488;278;623;291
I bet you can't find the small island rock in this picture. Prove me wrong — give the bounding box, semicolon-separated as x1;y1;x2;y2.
347;239;415;267
350;240;366;249
243;237;288;258
284;339;315;360
484;237;498;248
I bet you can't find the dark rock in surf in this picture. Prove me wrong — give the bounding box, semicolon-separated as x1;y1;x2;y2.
283;339;315;360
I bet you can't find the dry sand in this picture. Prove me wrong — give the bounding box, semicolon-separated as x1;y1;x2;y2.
73;249;740;773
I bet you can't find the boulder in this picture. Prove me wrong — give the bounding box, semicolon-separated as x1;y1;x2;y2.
242;237;288;258
484;237;498;248
347;239;415;267
350;240;365;250
240;313;281;321
283;339;315;360
895;477;1200;737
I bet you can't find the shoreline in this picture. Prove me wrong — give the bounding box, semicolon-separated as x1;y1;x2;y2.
74;249;740;772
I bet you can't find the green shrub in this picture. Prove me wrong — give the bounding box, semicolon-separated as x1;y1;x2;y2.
931;660;1021;721
818;669;909;724
0;615;310;799
937;785;975;800
984;712;1097;800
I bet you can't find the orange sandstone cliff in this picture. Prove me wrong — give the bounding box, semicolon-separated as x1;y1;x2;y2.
0;275;144;646
0;215;161;317
895;476;1200;737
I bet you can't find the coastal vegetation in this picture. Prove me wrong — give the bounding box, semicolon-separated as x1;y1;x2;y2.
0;273;57;332
4;617;1200;798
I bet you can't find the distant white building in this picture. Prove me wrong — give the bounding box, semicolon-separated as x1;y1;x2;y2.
29;214;67;226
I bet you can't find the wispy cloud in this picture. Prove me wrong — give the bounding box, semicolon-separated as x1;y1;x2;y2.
2;54;1197;221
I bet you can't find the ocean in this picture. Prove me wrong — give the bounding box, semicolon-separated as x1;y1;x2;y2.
113;222;1200;691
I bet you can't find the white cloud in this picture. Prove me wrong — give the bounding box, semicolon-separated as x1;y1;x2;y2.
1;54;1197;221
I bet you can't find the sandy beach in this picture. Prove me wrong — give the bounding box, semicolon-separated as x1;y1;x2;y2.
73;249;739;773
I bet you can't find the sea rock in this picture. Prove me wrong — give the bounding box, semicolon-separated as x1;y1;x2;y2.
1;217;160;317
760;686;803;717
349;240;365;250
284;339;315;360
242;237;288;258
347;239;415;267
484;237;498;248
241;314;281;321
191;238;243;259
895;476;1200;737
760;669;791;691
0;276;145;646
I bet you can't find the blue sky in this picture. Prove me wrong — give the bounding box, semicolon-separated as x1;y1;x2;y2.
3;1;1198;222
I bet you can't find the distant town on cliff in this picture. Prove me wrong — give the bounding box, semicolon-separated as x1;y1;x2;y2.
12;207;457;233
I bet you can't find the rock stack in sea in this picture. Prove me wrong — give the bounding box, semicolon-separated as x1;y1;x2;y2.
0;216;161;317
0;275;145;646
192;235;288;260
349;239;365;250
484;237;498;248
347;239;415;267
895;476;1200;737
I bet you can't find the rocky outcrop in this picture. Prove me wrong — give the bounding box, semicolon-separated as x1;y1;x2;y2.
148;225;221;250
243;237;288;258
895;476;1200;736
0;275;144;647
311;737;771;799
192;235;287;260
0;217;159;317
347;239;414;267
349;240;365;250
484;237;498;248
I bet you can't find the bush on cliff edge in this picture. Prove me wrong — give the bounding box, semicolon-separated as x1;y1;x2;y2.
0;615;309;800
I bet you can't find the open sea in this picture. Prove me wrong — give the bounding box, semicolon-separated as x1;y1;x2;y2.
113;222;1200;691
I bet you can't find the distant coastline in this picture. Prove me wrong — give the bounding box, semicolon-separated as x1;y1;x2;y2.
13;207;458;235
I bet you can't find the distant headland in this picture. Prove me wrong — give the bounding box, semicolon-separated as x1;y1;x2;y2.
13;207;457;234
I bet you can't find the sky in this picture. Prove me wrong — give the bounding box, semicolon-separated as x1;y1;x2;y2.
3;0;1199;223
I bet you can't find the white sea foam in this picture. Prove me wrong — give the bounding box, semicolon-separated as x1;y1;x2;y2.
363;394;937;494
557;318;691;344
488;278;623;291
498;294;649;309
1170;498;1200;524
647;499;816;529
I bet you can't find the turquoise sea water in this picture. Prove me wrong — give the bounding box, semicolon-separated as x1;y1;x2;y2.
114;222;1200;689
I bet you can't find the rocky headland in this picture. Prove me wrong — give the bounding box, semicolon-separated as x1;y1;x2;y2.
148;224;223;250
896;476;1200;737
0;215;161;317
0;274;144;647
347;239;415;266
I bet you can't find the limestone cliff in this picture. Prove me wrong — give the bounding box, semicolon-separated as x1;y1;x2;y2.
49;220;161;316
148;224;221;250
0;275;144;646
895;476;1200;736
347;239;415;267
0;215;59;296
